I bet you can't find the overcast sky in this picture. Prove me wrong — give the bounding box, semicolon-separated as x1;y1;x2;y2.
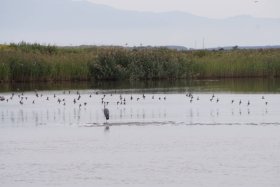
87;0;280;18
1;0;279;47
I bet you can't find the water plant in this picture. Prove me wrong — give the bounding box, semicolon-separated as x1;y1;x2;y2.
0;42;280;82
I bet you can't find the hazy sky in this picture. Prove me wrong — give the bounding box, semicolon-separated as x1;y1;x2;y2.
1;0;279;47
87;0;280;18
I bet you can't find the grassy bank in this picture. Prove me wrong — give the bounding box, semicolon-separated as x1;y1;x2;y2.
0;42;280;82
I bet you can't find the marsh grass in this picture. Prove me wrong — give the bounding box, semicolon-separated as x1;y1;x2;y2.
192;49;280;78
0;42;280;82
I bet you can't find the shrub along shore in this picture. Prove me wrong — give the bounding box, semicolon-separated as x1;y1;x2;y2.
0;42;280;82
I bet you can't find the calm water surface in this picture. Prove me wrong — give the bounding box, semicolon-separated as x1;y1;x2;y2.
1;79;280;187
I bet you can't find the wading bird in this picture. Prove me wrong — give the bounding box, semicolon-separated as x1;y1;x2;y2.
103;105;109;122
103;104;110;130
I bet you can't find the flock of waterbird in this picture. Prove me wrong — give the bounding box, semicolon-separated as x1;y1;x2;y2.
0;89;270;127
0;90;169;108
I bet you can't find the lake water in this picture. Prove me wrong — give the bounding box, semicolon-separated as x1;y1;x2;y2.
0;79;280;187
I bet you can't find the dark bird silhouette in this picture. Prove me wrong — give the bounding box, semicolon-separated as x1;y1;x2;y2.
0;96;5;101
103;106;109;121
103;103;110;130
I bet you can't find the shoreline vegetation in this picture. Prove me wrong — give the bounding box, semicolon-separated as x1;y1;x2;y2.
0;42;280;83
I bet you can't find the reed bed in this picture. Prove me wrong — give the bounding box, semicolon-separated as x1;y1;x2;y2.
0;42;280;82
191;49;280;78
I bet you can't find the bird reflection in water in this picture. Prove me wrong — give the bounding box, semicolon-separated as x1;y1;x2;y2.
0;90;275;127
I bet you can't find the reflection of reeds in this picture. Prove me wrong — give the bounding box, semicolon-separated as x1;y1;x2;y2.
1;42;280;82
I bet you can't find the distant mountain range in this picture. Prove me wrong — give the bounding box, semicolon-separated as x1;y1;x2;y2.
1;0;280;47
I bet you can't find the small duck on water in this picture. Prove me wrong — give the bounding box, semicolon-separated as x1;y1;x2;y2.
0;96;5;101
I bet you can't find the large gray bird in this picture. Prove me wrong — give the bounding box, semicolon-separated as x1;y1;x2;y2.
103;106;110;130
103;107;109;121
